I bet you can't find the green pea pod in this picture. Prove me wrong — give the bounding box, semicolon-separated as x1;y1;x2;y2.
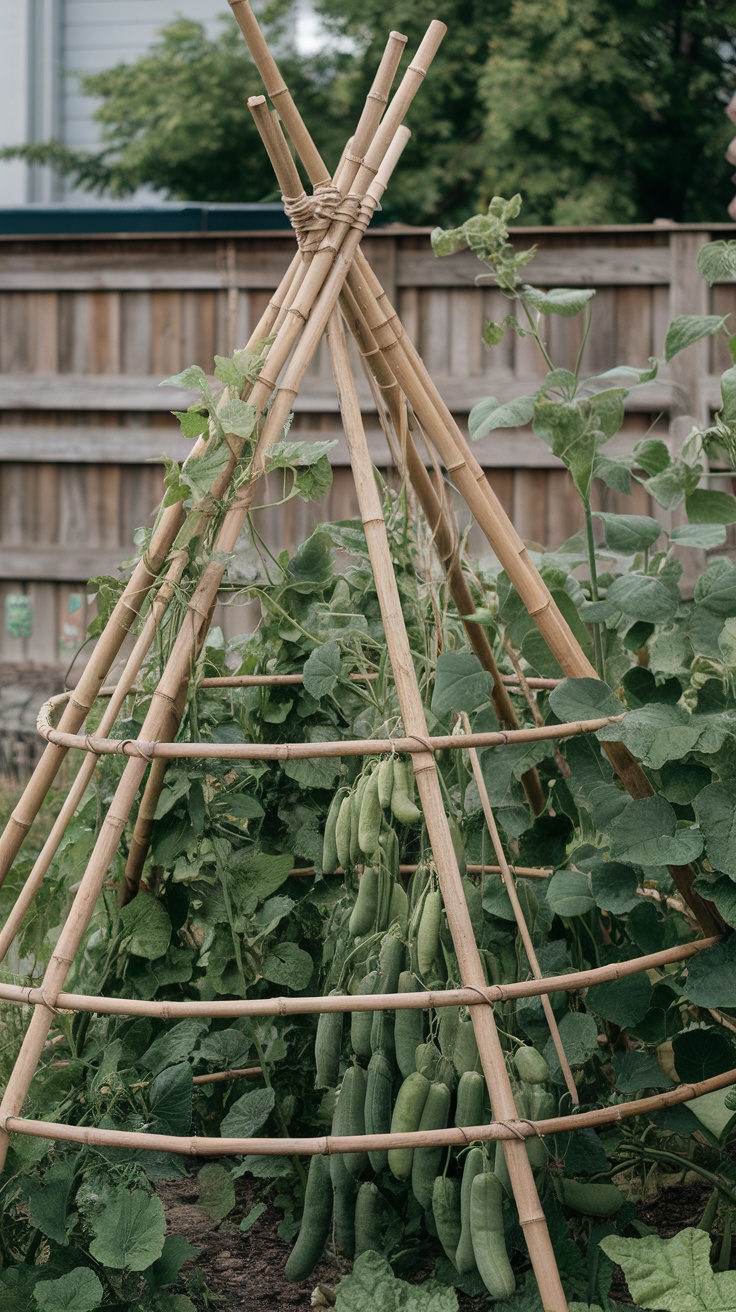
470;1170;515;1299
335;794;353;873
358;768;383;857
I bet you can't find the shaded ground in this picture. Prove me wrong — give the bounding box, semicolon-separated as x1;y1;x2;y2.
158;1174;718;1310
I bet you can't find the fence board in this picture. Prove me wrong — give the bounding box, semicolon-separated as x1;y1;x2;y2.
0;224;729;667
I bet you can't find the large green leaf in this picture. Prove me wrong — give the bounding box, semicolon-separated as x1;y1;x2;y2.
88;1190;166;1271
119;894;171;961
605;572;681;622
220;1086;276;1139
588;972;652;1028
148;1062;193;1135
685;489;736;525
335;1251;458;1312
663;314;728;363
597;704;702;770
33;1269;103;1312
694;558;736;616
697;240;736;286
600;1228;736;1311
197;1163;236;1220
522;285;596;317
608;796;704;866
262;940;313;989
468;394;536;440
302;640;341;700
594;512;662;554
543;1011;599;1080
139;1019;209;1076
546;870;595;917
693;783;736;877
589;862;639;913
548;677;622;723
614;1050;674;1093
670;523;728;549
673;1028;736;1084
533;401;597;500
432;649;493;718
686;937;736;1009
27;1160;75;1244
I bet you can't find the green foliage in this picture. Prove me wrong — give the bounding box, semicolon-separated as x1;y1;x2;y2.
600;1228;736;1310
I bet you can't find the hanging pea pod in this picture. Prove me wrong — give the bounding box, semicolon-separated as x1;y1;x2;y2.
456;1147;484;1275
322;791;343;875
335;794;353;873
354;1181;385;1257
350;774;368;868
470;1170;516;1299
284;1154;333;1281
432;1175;462;1268
455;1070;486;1129
387;1070;431;1180
417;888;443;979
358;767;383;858
412;1080;452;1208
390;757;422;825
365;1051;394;1171
377;755;394;809
351;970;378;1061
395;971;425;1077
314;996;343;1089
349;865;380;937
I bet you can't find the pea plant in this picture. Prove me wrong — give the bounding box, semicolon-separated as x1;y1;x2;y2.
3;218;736;1310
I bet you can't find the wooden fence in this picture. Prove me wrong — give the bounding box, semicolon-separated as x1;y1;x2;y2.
1;221;735;669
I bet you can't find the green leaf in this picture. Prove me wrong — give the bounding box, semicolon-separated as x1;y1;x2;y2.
634;437;671;475
693;784;736;876
119;893;171;961
670;523;727;549
432;650;493;718
148;1062;193;1135
533;401;597;501
335;1250;458;1312
546;870;595;917
593;451;632;494
590;862;639;913
606;571;682;622
600;1227;736;1311
694;559;736;616
695;876;736;928
172;407;210;439
717;363;736;425
302;640;341;700
231;852;294;908
673;1028;736;1083
220;1086;276;1139
614;1050;674;1093
646;462;700;510
522;285;596;316
160;365;208;392
548;677;622;723
27;1160;75;1244
686;936;736;1009
687;1089;736;1143
197;1163;236;1220
147;1234;199;1291
608;796;704;866
482;320;505;347
262;940;313;989
33;1269;103;1312
293;455;333;502
88;1189;166;1271
267;439;337;469
597;704;701;770
588;972;652;1028
594;512;662;554
697;240;736;285
685;489;736;524
139;1019;209;1076
239;1202;267;1232
543;1011;599;1079
218;397;257;440
468;394;536;440
664;315;728;363
196;1027;251;1069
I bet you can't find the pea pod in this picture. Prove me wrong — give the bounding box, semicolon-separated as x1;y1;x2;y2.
470;1170;515;1299
333;1065;369;1180
358;768;383;857
559;1178;624;1216
355;1181;384;1256
322;792;342;875
388;880;408;931
453;1016;479;1076
395;971;425;1077
285;1154;333;1281
432;1175;462;1268
331;1150;357;1258
455;1070;485;1129
411;1080;451;1208
390;757;422;826
350;776;367;868
335;794;353;873
417;889;442;979
314;997;343;1089
365;1051;393;1171
388;1070;431;1180
456;1146;484;1274
351;971;378;1061
377;756;394;809
513;1046;550;1086
349;865;379;937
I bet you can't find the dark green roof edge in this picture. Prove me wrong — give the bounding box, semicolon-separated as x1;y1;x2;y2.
0;204;294;236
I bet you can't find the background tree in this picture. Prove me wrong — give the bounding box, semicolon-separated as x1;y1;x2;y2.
4;0;736;224
481;0;736;224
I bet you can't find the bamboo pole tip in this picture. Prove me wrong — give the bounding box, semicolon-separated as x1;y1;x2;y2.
389;31;408;44
248;95;267;108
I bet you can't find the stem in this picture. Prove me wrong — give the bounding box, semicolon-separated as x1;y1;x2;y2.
625;1142;736;1208
520;301;555;373
583;500;606;680
249;1026;307;1189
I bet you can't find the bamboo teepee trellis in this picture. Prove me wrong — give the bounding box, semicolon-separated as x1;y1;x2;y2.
0;9;733;1311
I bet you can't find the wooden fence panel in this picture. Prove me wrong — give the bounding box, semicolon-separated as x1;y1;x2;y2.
1;223;735;667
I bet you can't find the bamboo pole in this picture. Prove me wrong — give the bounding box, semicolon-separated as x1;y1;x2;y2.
0;113;417;1171
197;673;561;689
462;717;578;1105
326;309;567;1312
337;279;545;815
5;1058;736;1156
0;935;714;1020
36;705;625;759
192;1067;262;1085
230;0;723;940
285;862;552;879
0;248;305;889
0;555;189;967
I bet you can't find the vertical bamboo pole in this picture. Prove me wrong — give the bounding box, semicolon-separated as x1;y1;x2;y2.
326;308;568;1312
0;129;412;1174
462;719;578;1105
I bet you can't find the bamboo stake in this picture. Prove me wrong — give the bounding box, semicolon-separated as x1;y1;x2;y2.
337;279;545;815
192;1067;262;1085
285;862;552;879
326;309;567;1312
231;6;722;940
36;705;625;759
0;245;304;889
197;673;561;689
461;716;578;1105
0;118;415;1172
0;554;189;966
5;1057;736;1157
0;935;714;1021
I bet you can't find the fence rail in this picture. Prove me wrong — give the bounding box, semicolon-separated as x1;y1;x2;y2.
1;222;734;668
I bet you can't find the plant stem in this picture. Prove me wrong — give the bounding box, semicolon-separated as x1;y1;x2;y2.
624;1142;736;1207
583;500;606;680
